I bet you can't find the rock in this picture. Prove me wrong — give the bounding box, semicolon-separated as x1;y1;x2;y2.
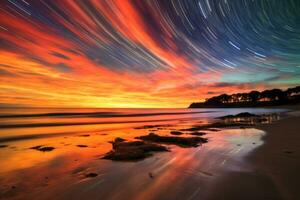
189;131;206;136
149;172;154;178
218;112;259;119
114;137;126;143
30;145;43;150
30;145;55;152
136;133;207;147
170;131;183;135
103;139;168;161
78;134;90;137
181;121;249;132
77;145;88;148
85;173;98;178
38;147;55;152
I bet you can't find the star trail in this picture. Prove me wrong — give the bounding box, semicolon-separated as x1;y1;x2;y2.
0;0;299;108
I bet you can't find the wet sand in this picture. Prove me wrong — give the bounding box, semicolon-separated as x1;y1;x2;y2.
208;111;300;200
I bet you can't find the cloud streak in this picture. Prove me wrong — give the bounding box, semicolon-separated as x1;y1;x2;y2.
0;0;299;107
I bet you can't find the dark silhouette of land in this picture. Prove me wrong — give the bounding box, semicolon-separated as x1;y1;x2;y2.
189;86;300;108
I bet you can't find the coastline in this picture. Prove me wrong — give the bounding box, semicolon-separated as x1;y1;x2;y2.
1;107;299;200
250;112;300;199
208;107;300;200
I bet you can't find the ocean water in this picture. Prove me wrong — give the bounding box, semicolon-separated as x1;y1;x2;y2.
0;107;285;141
0;107;287;200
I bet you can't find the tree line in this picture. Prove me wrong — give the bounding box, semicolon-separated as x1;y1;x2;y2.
189;86;300;108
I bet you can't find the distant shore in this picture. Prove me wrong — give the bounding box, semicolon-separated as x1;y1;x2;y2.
188;86;300;108
208;106;300;200
188;103;300;108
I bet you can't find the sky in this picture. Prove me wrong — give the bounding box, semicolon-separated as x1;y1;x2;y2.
0;0;300;108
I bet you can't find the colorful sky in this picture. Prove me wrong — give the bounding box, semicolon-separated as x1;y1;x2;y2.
0;0;300;108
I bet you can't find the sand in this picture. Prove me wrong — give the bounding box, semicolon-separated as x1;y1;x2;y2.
208;112;300;200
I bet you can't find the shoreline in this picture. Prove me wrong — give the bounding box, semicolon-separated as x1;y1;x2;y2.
1;107;299;200
207;108;300;200
250;113;300;200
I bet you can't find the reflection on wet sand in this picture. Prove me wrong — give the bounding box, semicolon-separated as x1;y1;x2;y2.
222;112;280;125
0;108;284;200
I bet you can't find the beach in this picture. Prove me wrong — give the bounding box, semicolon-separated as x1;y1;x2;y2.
0;107;299;200
251;113;300;199
207;109;300;200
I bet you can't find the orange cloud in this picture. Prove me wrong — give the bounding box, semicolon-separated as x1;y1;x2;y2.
0;1;274;108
